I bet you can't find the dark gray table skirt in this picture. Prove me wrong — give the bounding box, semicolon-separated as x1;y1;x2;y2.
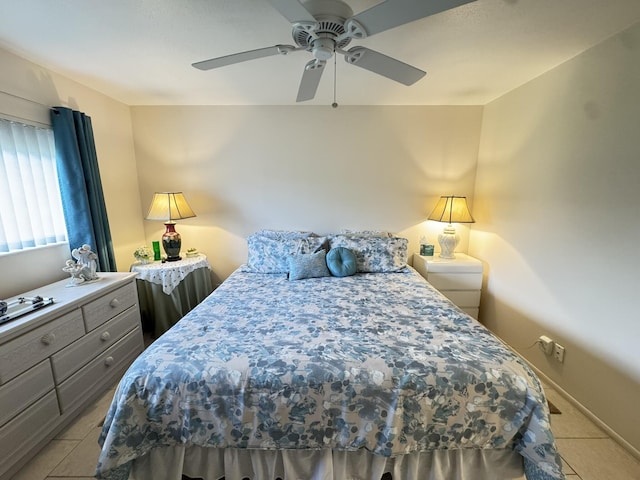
136;267;214;337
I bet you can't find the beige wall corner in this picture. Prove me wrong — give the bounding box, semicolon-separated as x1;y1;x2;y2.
471;23;640;454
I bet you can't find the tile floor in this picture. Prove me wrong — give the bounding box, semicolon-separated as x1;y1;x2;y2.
9;381;640;480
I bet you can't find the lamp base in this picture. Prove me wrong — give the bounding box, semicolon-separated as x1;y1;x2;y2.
162;222;182;262
437;225;459;259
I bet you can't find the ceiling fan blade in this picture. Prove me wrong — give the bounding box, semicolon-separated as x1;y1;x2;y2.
344;47;426;86
267;0;316;23
192;45;297;70
348;0;476;37
296;59;326;102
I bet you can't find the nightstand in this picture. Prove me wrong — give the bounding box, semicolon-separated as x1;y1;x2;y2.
130;254;214;337
412;253;483;319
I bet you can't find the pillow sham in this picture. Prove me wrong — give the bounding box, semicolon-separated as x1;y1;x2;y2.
243;233;328;273
329;235;408;273
338;229;394;238
288;250;331;281
254;229;316;240
326;247;357;277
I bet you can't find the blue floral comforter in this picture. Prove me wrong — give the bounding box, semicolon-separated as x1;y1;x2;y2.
97;268;564;480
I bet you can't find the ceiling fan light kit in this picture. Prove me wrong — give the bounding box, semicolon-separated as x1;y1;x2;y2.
193;0;476;103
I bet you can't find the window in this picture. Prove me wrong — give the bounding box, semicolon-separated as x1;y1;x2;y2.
0;117;67;253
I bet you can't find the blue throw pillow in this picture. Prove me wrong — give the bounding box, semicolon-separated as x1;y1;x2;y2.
288;250;331;281
326;247;357;277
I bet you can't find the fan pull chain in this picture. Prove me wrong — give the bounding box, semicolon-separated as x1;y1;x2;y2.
332;54;338;108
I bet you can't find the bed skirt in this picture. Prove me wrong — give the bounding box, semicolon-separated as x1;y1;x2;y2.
128;446;525;480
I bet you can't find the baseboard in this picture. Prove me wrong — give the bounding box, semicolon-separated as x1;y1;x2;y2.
529;364;640;462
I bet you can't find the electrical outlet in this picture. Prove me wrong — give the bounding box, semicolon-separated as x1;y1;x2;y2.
538;335;554;355
553;343;565;363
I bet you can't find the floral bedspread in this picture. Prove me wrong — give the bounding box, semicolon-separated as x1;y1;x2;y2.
96;268;563;480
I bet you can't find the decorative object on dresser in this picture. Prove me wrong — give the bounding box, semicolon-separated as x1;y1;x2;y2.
145;192;196;262
62;243;100;286
412;252;483;319
427;195;475;259
71;244;99;279
0;272;144;479
0;295;55;326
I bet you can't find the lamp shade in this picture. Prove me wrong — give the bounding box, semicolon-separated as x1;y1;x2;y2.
427;196;474;260
428;196;475;224
145;192;196;222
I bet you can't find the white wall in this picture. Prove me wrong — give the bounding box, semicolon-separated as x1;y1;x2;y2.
0;48;145;298
471;23;640;453
131;105;482;282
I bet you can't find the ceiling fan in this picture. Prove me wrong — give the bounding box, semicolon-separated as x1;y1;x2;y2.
192;0;476;102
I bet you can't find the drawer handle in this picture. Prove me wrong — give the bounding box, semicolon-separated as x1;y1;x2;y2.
41;333;56;345
104;356;115;367
100;331;111;342
109;298;120;308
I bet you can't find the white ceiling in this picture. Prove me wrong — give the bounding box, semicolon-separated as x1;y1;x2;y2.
1;0;640;106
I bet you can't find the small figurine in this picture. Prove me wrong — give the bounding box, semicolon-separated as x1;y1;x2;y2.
63;259;86;286
72;244;98;281
64;244;99;286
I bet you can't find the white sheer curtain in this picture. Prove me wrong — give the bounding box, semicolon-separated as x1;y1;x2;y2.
0;117;67;253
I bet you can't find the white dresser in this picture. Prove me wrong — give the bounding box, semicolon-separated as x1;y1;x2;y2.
0;272;144;479
412;253;483;319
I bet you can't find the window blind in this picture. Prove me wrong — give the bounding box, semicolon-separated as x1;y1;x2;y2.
0;118;67;253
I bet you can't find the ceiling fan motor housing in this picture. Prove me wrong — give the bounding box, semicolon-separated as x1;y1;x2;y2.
292;0;355;56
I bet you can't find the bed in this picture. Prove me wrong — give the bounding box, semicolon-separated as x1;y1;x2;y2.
96;231;564;480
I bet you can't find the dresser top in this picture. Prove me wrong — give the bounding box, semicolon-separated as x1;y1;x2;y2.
0;272;137;344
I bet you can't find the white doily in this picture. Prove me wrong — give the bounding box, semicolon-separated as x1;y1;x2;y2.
131;255;210;294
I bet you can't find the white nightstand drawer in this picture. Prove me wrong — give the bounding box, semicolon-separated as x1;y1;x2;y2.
0;309;84;384
51;305;140;384
422;258;482;273
82;282;137;331
440;290;481;307
427;272;482;291
57;327;143;413
0;360;54;427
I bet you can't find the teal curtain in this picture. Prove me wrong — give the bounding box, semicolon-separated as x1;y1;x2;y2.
51;107;117;272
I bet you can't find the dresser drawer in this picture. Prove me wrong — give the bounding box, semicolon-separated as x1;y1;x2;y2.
51;306;141;384
57;327;143;413
0;360;55;427
82;282;137;331
0;389;60;473
427;272;482;290
0;310;84;384
440;290;481;307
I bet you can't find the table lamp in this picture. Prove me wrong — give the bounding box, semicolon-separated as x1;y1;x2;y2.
145;192;196;262
427;195;475;259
